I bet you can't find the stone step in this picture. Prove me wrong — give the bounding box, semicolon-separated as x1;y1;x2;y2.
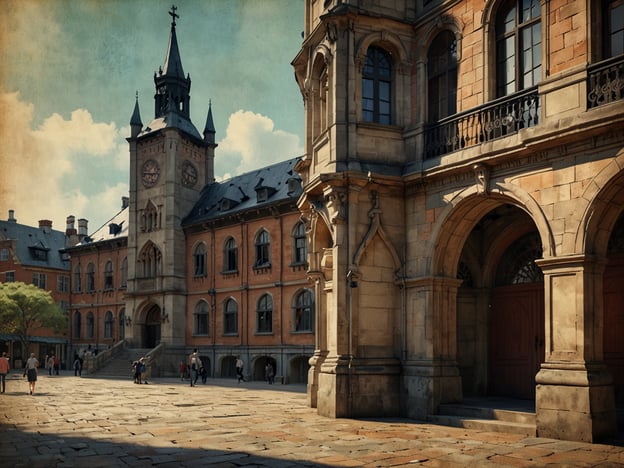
427;414;536;436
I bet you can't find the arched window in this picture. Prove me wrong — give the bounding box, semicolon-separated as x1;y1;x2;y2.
496;0;542;97
86;311;94;339
293;289;314;332
224;237;238;272
362;46;392;124
256;294;273;333
427;30;458;122
292;222;307;265
73;264;81;293
73;311;81;339
120;257;128;288
254;230;271;268
223;298;238;335
194;300;209;335
143;200;159;232
104;311;114;339
138;242;162;278
86;263;95;292
193;243;207;277
495;232;544;285
104;260;114;290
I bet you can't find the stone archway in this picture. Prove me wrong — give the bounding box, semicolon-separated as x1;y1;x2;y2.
143;304;161;348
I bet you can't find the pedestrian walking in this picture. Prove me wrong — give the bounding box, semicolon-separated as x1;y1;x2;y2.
179;361;187;381
53;355;60;375
199;364;207;384
73;354;82;376
47;355;54;376
235;356;245;383
132;358;144;384
0;352;10;393
24;353;39;395
265;362;275;384
188;349;200;387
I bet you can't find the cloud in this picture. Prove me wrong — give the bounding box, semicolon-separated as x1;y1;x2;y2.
0;91;128;231
216;110;302;177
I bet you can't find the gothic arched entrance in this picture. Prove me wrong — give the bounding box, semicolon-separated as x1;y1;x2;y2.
144;305;161;348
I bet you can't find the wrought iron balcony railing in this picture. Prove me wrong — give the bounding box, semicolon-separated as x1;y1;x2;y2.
588;55;624;109
424;88;540;159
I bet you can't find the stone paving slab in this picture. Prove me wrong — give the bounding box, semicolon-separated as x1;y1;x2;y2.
0;372;622;467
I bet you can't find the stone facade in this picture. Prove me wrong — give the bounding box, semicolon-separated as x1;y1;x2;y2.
293;0;624;442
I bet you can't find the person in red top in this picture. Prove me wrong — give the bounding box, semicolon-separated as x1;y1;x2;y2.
0;352;10;393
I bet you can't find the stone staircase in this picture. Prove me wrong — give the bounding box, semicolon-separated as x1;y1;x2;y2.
427;398;537;436
92;347;153;379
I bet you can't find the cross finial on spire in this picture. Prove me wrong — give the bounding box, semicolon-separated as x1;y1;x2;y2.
169;5;179;26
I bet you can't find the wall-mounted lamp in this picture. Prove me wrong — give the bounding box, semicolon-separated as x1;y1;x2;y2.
161;310;169;323
125;316;132;327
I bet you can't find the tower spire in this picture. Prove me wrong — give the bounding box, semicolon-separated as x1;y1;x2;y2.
154;4;191;119
203;99;216;143
130;91;143;138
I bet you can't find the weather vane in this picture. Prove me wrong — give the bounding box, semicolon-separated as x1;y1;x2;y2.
169;5;179;26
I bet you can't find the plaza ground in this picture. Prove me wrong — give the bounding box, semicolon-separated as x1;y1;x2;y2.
0;372;623;467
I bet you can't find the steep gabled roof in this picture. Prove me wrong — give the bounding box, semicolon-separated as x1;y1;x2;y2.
183;157;303;226
0;219;69;270
70;207;128;248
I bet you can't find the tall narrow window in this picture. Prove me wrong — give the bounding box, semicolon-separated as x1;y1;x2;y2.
496;0;541;97
194;300;209;335
293;289;314;332
256;294;273;333
223;298;238;335
605;0;624;57
104;261;114;290
86;263;95;292
86;311;94;339
193;243;207;277
74;264;82;292
104;311;114;339
224;237;238;272
292;222;307;265
255;230;271;268
73;311;81;339
428;31;458;121
362;46;392;124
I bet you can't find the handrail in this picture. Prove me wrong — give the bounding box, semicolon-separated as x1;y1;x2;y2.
587;55;624;109
424;87;540;159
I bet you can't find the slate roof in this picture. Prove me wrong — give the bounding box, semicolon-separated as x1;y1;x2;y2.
71;208;129;248
183;157;303;226
0;218;70;270
139;114;203;142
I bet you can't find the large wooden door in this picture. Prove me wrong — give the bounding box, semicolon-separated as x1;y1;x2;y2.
144;306;161;348
604;255;624;407
489;283;544;399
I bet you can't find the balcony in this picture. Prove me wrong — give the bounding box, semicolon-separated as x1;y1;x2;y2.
588;55;624;109
424;88;540;159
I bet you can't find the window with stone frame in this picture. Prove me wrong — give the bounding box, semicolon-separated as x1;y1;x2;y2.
293;289;314;332
86;263;96;292
194;300;209;335
604;0;624;58
73;311;81;339
223;237;238;272
193;243;207;277
495;0;542;97
427;30;458;122
256;294;273;333
292;222;307;265
32;272;46;289
120;257;128;288
104;311;114;339
223;298;238;335
86;311;94;339
362;46;392;124
104;260;114;290
73;264;82;292
254;230;271;268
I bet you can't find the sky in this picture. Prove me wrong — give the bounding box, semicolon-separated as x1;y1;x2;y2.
0;0;304;233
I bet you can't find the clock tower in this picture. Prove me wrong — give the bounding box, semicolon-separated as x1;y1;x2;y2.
125;5;217;348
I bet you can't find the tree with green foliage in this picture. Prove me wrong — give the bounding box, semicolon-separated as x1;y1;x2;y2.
0;281;67;357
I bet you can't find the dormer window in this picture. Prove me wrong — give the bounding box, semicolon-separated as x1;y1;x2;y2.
220;198;238;211
257;187;269;202
29;246;48;261
287;178;302;195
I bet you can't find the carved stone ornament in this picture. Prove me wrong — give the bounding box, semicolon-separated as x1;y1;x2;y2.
473;164;490;195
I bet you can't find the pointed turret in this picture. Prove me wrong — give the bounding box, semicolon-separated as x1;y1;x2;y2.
203;100;216;144
154;5;191;120
130;92;143;138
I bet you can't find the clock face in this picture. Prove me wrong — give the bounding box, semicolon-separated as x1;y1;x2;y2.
141;159;160;187
181;160;198;187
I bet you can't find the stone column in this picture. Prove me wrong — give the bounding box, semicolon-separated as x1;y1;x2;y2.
535;255;616;442
403;276;463;419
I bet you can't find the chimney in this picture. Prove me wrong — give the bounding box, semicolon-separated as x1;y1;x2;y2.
65;215;79;248
78;218;88;239
122;196;129;209
39;219;53;233
8;210;16;223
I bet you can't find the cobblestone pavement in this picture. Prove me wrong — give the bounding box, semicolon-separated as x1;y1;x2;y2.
0;372;623;467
